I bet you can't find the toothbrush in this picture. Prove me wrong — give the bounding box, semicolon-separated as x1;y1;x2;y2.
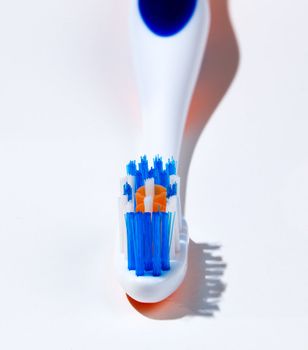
116;0;210;303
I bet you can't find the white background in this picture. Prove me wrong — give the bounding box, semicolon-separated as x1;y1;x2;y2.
0;0;308;349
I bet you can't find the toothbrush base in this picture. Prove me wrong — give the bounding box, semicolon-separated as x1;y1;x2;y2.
115;219;189;303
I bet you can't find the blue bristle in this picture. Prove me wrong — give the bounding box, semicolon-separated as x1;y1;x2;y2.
167;182;177;198
166;158;177;175
154;167;161;185
123;182;132;201
134;212;145;276
126;160;137;176
154;155;163;174
144;212;153;271
148;167;154;179
135;170;144;190
167;185;171;198
125;213;136;270
173;182;177;195
152;212;162;276
138;155;149;180
160;170;170;189
153;156;164;185
161;212;171;271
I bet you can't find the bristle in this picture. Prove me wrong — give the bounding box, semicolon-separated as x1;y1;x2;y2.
160;170;170;188
154;155;163;173
126;160;137;176
166;158;177;176
125;213;136;270
153;155;163;185
138;155;149;179
144;212;152;271
148;167;154;178
120;155;182;277
145;177;155;198
127;175;135;190
144;195;153;212
170;195;180;253
161;212;171;270
135;170;144;191
167;182;177;198
126;200;134;213
170;175;182;232
127;175;136;207
123;182;133;201
169;174;178;185
152;212;161;276
153;166;160;185
134;213;145;276
166;195;177;258
168;212;176;254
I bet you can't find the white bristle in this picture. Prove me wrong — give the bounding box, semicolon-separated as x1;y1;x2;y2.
127;175;135;191
144;195;153;213
169;175;178;186
118;195;128;256
170;175;182;231
167;195;180;254
145;177;155;198
166;195;176;258
126;200;134;213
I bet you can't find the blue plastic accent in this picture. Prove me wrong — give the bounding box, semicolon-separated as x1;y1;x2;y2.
138;0;197;37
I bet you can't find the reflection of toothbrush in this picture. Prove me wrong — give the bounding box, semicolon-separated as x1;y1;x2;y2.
116;0;210;303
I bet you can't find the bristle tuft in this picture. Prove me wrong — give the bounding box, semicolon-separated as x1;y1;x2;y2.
120;155;182;277
135;170;144;191
166;158;177;175
126;160;137;176
167;182;177;198
152;212;162;276
138;155;149;179
125;213;136;270
123;182;133;201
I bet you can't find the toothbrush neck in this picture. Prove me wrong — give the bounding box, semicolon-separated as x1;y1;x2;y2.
140;108;186;162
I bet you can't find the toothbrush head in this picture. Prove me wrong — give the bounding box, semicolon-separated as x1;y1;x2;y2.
116;155;189;303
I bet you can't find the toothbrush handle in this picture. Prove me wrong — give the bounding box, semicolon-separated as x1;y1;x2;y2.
130;0;210;161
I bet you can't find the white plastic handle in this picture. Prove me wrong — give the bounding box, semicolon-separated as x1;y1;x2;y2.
130;0;210;161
